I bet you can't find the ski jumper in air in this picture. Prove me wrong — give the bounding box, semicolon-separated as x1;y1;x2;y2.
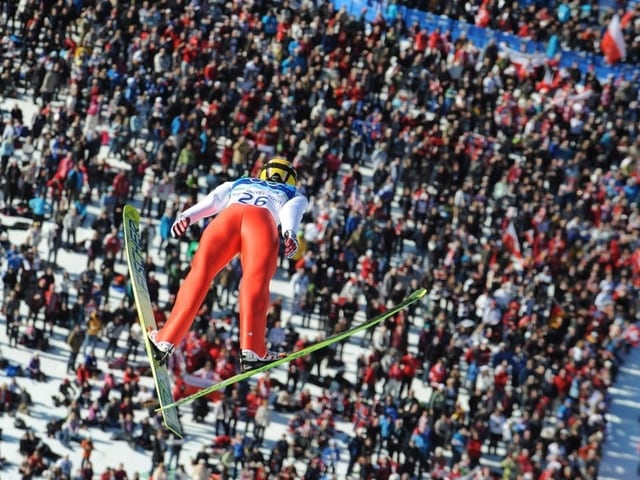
149;158;308;371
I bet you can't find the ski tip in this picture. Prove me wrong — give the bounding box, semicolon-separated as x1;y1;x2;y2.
413;288;427;299
122;204;140;220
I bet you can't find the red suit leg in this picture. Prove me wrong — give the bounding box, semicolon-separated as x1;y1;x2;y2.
157;204;279;358
157;204;243;345
238;205;279;357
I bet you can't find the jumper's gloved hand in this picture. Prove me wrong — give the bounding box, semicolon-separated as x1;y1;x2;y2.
171;216;191;238
283;230;299;258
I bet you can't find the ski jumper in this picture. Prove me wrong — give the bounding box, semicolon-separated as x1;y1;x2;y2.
156;177;308;356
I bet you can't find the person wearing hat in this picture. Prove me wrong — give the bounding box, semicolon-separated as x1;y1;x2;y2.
149;157;308;371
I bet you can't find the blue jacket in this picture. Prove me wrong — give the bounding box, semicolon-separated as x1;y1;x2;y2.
159;214;175;241
29;196;51;216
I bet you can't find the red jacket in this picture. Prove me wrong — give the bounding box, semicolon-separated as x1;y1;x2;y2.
363;364;378;386
467;437;482;460
112;172;130;200
400;354;418;379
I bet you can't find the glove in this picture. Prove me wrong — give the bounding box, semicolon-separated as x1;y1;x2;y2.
171;216;191;238
283;229;299;258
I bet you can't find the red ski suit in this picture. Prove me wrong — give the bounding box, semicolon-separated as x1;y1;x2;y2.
156;177;307;356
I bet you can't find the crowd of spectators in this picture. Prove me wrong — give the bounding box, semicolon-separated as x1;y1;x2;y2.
0;0;640;479
392;0;640;65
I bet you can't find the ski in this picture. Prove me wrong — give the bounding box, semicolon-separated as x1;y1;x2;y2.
158;288;427;410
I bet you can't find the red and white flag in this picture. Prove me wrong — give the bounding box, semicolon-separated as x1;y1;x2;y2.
499;43;546;79
601;15;627;64
476;5;490;27
444;240;459;268
503;220;523;267
535;66;555;93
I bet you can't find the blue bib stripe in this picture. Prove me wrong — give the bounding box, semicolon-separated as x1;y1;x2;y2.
232;177;298;200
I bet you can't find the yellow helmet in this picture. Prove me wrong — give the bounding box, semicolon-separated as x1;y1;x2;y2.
259;157;297;186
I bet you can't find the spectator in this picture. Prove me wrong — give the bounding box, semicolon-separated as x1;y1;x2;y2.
45;222;62;266
125;321;143;362
253;398;270;445
62;203;82;250
150;429;167;475
165;432;183;471
104;315;125;359
66;325;85;374
26;352;45;381
80;436;94;468
28;192;51;223
82;310;102;355
57;411;82;447
190;458;210;480
55;455;73;479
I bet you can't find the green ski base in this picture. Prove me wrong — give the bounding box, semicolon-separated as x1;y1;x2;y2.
123;205;183;437
158;288;427;411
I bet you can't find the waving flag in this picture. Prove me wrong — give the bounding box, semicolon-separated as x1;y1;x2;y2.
601;15;626;64
499;43;546;79
502;219;525;271
503;220;522;261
